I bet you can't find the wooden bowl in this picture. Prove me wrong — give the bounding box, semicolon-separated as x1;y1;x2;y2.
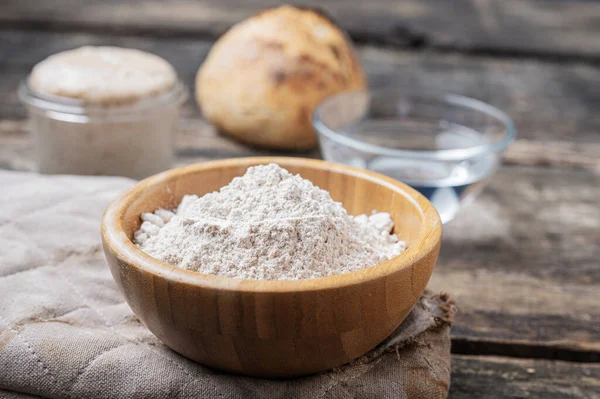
101;157;442;378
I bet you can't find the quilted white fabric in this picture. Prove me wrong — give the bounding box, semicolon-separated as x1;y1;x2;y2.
0;171;452;399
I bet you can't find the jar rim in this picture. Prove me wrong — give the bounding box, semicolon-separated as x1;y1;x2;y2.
18;76;188;118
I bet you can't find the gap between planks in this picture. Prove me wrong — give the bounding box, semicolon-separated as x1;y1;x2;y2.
452;337;600;363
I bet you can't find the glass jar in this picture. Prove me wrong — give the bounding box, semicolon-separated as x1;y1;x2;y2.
19;79;188;179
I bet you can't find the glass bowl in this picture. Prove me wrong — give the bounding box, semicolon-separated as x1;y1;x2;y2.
312;88;516;223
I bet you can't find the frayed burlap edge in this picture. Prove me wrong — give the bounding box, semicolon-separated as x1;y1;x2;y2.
335;291;456;369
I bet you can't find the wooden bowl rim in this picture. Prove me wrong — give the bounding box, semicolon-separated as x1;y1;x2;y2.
101;157;442;293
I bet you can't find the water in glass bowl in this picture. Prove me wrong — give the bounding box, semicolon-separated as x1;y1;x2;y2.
326;123;499;224
368;155;496;224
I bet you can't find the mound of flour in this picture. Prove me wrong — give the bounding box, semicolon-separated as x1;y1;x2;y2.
134;164;406;280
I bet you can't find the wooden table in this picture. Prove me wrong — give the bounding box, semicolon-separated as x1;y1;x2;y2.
1;1;599;397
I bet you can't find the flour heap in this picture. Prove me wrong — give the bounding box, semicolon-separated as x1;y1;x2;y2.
134;164;406;280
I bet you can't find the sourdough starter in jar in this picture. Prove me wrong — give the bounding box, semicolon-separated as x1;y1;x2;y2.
19;46;187;179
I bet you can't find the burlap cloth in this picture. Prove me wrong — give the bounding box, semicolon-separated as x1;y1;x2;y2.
0;171;455;399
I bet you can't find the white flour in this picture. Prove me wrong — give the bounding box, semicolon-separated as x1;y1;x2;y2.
134;164;406;280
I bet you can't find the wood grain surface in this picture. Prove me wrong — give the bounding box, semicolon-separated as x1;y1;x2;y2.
101;157;441;377
430;165;600;359
2;0;600;60
451;355;600;398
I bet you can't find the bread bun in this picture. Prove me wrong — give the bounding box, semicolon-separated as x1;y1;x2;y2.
196;6;366;150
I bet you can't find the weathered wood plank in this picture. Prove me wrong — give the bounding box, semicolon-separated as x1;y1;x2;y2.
451;355;600;398
505;140;600;174
1;0;600;60
362;47;600;148
1;29;600;170
428;164;600;357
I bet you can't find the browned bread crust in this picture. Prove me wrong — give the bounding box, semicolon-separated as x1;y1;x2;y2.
196;6;366;150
